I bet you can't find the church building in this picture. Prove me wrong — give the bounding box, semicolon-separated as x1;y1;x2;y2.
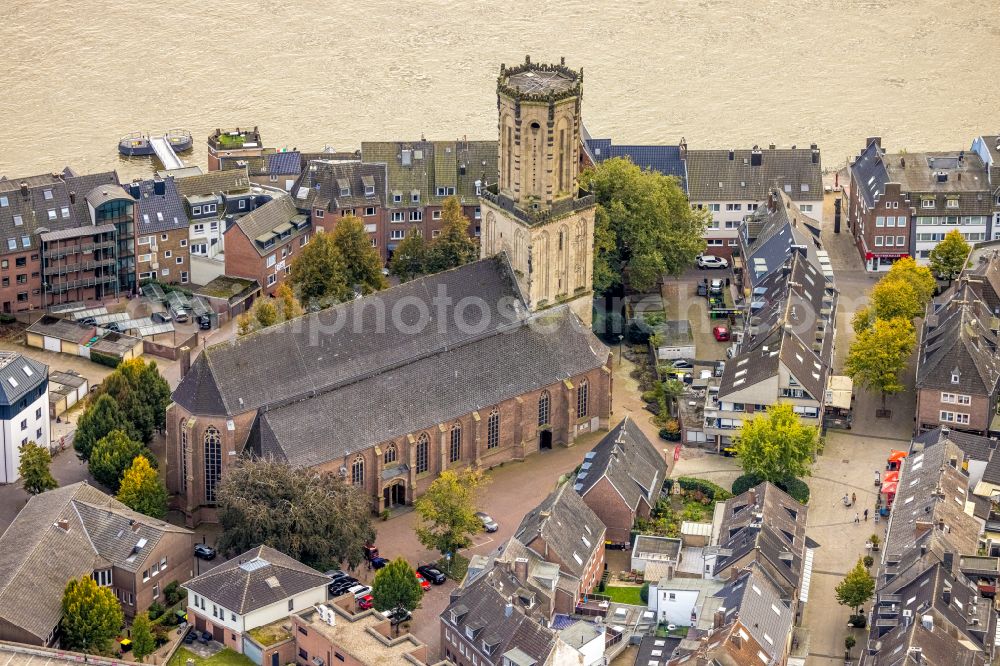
165;58;611;526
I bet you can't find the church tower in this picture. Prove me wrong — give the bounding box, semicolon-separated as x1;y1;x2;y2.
479;56;596;327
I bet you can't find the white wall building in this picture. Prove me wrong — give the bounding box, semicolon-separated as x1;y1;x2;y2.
648;577;723;627
0;353;50;484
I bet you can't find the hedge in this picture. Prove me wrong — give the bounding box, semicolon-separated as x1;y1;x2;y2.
731;474;810;505
89;351;121;369
676;477;732;502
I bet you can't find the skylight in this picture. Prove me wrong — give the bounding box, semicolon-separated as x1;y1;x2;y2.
7;377;17;388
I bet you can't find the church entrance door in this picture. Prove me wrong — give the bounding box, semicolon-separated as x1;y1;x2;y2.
539;430;553;450
383;481;406;508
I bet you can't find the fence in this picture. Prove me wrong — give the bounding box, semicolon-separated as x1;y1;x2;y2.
143;331;199;361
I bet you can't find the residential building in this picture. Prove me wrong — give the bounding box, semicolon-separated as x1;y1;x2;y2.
225;150;303;192
915;278;1000;435
478;57;596;327
0;352;49;483
704;482;813;622
0;169;129;311
207;127;266;172
289;160;389;260
360;138;494;253
685;144;822;258
703;191;837;449
175;167;258;260
184;545;329;654
582;138;687;189
40;224;119;306
647;575;722;628
131;177;190;285
970;134;1000;238
633;635;681;666
0;481;194;645
223;195;309;295
287;600;447;666
441;566;601;666
166;256;611;526
573;416;666;546
849;137;992;269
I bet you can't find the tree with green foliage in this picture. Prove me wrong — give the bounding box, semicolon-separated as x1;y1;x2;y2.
254;298;278;328
582;157;709;294
289;232;352;308
414;469;488;562
117;456;168;518
96;359;171;444
89;429;154;493
870;257;936;322
60;575;124;654
733;404;818;484
275;283;303;321
331;215;387;295
130;612;156;662
74;394;133;461
835;558;875;614
216;458;375;570
929;229;971;281
371;557;423;612
18;441;58;494
845;316;916;410
389;229;428;282
426;197;478;273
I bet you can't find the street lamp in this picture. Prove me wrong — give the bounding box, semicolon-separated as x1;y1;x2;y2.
618;335;624;366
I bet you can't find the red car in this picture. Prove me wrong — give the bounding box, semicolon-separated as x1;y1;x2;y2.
357;594;374;610
713;326;730;342
415;573;431;591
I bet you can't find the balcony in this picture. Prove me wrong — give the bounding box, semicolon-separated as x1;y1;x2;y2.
44;258;117;276
44;240;116;260
48;274;118;294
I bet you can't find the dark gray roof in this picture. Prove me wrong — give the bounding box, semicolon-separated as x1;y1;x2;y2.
913;427;994;463
0;351;47;406
232;196;305;255
513;483;605;580
443;569;557;666
256;306;606;467
685;147;822;202
39;223;116;242
291;160;387;212
184;545;329;615
850;139;889;208
575;417;665;511
714;567;793;660
584;139;687;190
885;151;990;194
740;193;822;287
175;167;252;198
133;177;189;234
267;151;302;176
175;256;531;416
917;281;1000;396
0;482;190;641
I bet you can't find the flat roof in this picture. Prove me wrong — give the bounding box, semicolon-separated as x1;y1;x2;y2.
297;607;429;666
40;224;116;242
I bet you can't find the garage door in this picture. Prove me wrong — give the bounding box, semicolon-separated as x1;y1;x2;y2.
43;336;60;352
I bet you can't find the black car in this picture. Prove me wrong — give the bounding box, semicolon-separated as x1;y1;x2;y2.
416;564;447;585
197;314;212;330
382;607;412;625
194;544;216;560
151;311;172;324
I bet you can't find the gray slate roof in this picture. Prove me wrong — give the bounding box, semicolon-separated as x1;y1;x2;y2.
175;167;252;198
133;177;189;234
0;351;47;406
850;139;889;208
184;545;329;615
716;567;793;660
686;146;822;202
0;482;191;642
575;417;665;511
291;160;387;212
513;483;605;580
584;139;687;190
913;426;994;464
267;151;302;176
232;195;304;255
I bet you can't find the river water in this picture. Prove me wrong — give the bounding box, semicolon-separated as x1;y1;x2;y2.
1;0;999;181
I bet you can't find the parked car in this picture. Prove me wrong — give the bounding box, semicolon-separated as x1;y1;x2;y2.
104;321;124;333
415;573;431;591
357;594;374;610
330;580;357;596
197;314;212;330
669;359;693;369
171;307;190;323
370;556;389;570
696;283;708;297
81;317;97;326
713;325;730;341
697;254;729;270
151;311;172;324
474;511;499;533
709;279;724;295
349;584;373;600
193;544;216;560
416;564;447;585
381;607;412;625
714;361;725;377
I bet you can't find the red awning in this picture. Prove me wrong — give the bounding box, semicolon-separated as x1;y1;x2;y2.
883;470;900;483
881;481;899;496
888;450;908;462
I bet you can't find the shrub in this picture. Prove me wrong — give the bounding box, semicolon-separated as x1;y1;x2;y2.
848;614;867;628
598;580;606;593
147;602;165;620
89;351;121;369
677;477;732;502
863;555;874;568
659;427;681;442
780;477;811;504
164;581;184;606
640;582;650;603
731;473;763;496
845;635;856;651
642;391;658;404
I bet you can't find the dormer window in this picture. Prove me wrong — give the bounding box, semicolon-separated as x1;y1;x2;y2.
337;179;350;197
411;190;420;203
362;176;376;196
951;371;961;384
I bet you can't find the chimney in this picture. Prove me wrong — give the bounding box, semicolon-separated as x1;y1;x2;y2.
866;136;882;150
811;149;819;165
943;552;954;571
504;603;513;618
69;191;76;204
20;182;28;198
56;519;69;531
514;557;528;582
728;149;734;161
713;608;726;628
153;179;166;196
129;182;141;199
667;564;675;581
679;137;687;162
131;520;142;532
749;487;758;506
921;614;934;632
943;588;952;605
178;346;192;379
900;156;906;168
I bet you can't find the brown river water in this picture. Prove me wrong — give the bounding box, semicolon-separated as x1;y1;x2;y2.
1;0;999;181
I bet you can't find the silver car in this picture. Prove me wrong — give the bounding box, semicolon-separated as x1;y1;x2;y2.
475;511;499;532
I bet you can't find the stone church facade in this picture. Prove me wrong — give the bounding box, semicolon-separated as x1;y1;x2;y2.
165;59;610;527
479;56;596;327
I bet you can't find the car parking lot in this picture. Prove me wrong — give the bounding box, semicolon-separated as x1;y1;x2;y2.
661;267;738;364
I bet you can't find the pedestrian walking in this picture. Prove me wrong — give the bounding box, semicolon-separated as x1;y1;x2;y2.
854;512;860;524
852;492;857;506
864;509;869;521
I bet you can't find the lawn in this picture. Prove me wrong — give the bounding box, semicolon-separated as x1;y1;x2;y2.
603;585;645;606
438;554;470;582
168;647;255;666
246;622;291;647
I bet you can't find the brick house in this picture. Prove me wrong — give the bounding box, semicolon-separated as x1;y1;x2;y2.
574;416;666;546
915;279;1000;435
131;176;191;285
184;546;329;654
221;151;302;192
40;224;120;307
360;139;495;252
289;160;389;260
0;482;194;646
174;167;258;260
207;127;266;172
223;196;309;296
166;256;611;526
